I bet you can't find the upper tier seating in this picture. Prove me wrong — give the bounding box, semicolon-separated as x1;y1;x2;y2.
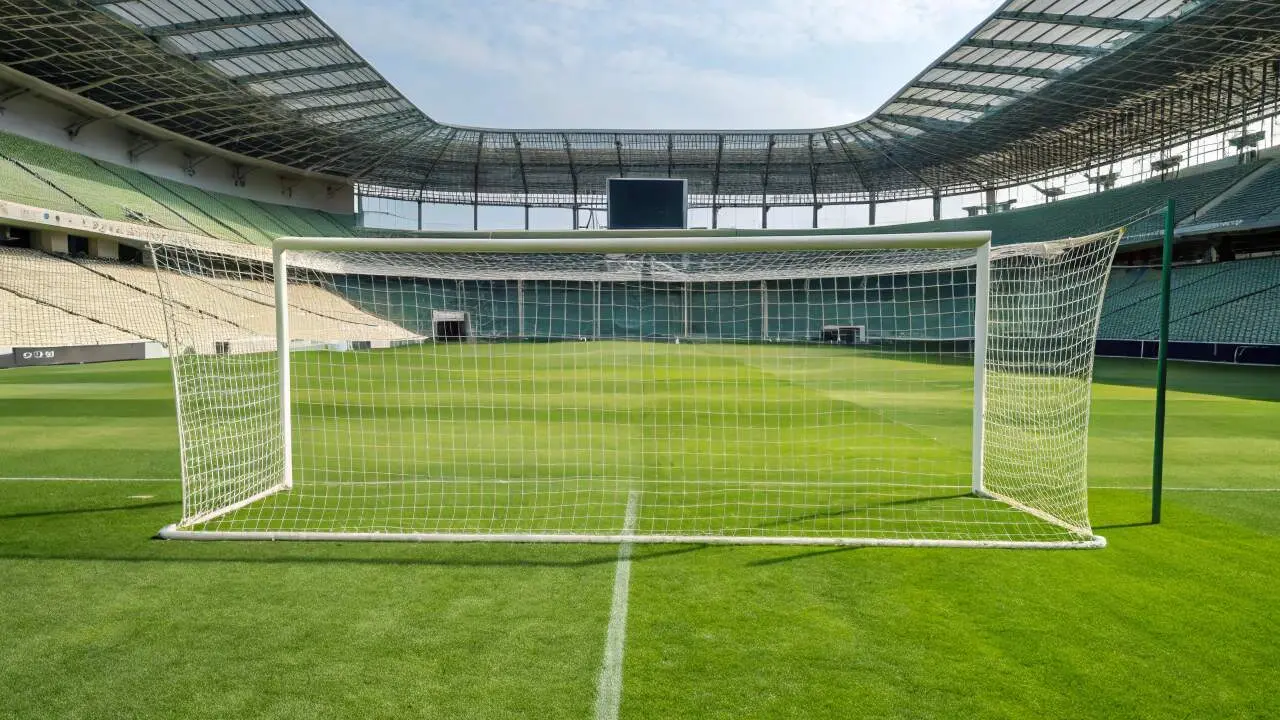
1183;161;1280;229
0;130;359;246
1098;255;1280;344
855;162;1260;246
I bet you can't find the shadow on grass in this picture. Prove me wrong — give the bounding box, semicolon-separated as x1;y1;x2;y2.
1093;357;1280;403
0;500;180;521
754;492;974;531
0;541;710;569
747;546;861;566
1094;520;1155;531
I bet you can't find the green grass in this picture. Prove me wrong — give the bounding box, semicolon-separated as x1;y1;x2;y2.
1;355;1278;718
179;343;1075;542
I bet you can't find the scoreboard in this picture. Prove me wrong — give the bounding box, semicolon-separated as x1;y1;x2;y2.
606;178;688;230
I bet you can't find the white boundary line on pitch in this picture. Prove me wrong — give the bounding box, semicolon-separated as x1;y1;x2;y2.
1093;486;1280;492
0;476;178;483
2;478;1278;493
594;491;639;720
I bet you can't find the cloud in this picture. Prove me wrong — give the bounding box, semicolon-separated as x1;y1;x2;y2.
307;0;999;129
632;0;998;54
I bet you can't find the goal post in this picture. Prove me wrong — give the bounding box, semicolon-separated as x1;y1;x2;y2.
972;241;990;499
153;228;1121;548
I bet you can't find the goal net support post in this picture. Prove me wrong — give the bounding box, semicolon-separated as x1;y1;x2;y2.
154;228;1121;548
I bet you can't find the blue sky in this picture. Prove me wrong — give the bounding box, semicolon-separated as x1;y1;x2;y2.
307;0;1001;130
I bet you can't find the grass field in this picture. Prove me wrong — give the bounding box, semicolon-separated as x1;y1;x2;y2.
1;355;1278;718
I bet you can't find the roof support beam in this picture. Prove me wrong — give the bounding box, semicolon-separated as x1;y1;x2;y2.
562;134;579;224
964;38;1109;56
807;134;819;222
761;134;775;228
294;99;402;116
188;37;341;62
473;131;484;230
933;62;1061;80
512;134;529;204
416;128;458;189
710;135;723;226
271;80;386;101
862;119;916;138
342;126;434;178
878;113;971;131
824;131;870;194
230;62;366;83
146;10;311;37
911;81;1025;98
865;118;994;184
844;126;934;191
316;108;420;130
888;96;993;112
991;10;1163;33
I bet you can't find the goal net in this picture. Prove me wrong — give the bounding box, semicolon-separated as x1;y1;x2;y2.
152;229;1120;548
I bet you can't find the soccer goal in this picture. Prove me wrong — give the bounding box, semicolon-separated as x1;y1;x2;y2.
153;228;1121;548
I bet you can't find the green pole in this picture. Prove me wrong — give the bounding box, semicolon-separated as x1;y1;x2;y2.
1152;199;1175;524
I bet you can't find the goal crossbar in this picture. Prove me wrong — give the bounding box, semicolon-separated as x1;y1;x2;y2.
272;231;992;255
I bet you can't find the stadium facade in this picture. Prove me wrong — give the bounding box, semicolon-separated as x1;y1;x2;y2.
0;0;1278;365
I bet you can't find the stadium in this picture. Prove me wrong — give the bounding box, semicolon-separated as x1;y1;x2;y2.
0;0;1276;718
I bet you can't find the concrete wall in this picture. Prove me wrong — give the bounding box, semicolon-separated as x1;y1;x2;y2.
0;92;355;214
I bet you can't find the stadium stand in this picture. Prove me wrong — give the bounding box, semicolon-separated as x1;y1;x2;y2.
0;130;358;247
91;163;250;242
0;152;94;216
0;246;417;353
850;161;1262;246
0;244;230;344
1183;161;1280;230
0;284;141;347
1099;255;1280;344
0;132;209;235
0;127;1276;361
146;177;277;246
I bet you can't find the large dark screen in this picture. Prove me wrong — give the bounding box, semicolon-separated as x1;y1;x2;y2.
607;178;687;229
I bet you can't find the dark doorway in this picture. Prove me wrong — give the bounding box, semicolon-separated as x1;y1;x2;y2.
434;319;467;342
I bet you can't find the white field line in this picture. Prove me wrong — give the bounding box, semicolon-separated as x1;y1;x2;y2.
594;491;639;720
0;476;178;483
2;477;1277;493
1092;485;1280;493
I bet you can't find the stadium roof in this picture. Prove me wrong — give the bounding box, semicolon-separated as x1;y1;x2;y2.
1;0;1279;208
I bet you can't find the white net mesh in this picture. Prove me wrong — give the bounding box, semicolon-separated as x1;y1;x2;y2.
150;230;1120;546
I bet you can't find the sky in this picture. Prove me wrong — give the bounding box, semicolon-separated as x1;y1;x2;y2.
306;0;1001;130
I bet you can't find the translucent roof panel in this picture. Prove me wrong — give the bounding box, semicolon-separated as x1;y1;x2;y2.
0;0;1274;207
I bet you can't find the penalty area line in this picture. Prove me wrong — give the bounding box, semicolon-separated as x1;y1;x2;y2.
594;491;639;720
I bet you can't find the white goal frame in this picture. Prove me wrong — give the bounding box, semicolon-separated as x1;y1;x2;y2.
158;229;1108;549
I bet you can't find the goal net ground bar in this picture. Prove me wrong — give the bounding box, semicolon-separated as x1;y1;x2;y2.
156;525;1104;549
